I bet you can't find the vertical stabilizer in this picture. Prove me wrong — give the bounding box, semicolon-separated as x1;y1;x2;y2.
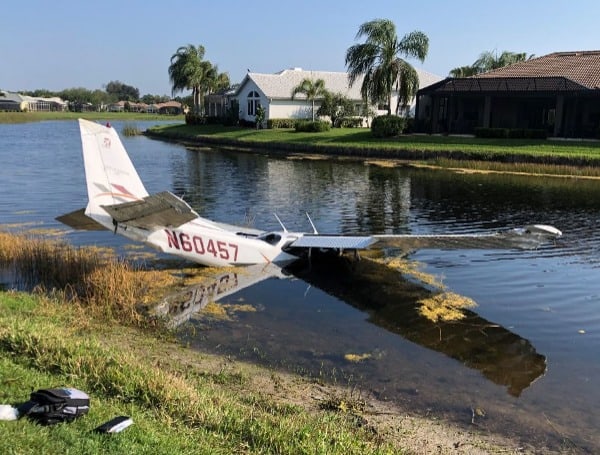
78;119;149;228
78;119;149;221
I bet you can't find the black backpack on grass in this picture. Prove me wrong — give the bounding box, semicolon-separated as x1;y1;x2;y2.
18;387;90;425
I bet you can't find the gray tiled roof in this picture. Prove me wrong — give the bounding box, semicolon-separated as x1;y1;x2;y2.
242;67;441;100
475;51;600;89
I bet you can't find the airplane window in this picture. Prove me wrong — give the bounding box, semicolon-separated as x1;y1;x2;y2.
260;233;281;245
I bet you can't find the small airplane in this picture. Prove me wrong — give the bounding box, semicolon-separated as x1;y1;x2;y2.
57;119;562;267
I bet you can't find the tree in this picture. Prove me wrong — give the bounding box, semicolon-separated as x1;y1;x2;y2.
169;44;230;114
449;65;480;78
291;78;327;121
169;44;217;114
449;50;532;77
317;91;355;127
474;50;529;72
105;80;139;101
345;19;428;115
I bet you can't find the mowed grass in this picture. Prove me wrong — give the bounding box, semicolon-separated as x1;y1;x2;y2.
0;231;400;454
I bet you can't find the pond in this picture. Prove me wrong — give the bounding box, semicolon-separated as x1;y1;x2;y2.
1;120;599;452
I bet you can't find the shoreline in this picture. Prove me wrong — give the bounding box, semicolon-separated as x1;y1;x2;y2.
144;125;600;176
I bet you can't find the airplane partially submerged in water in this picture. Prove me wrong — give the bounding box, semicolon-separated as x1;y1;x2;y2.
58;119;562;266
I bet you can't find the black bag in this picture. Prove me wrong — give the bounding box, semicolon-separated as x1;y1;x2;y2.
18;387;90;425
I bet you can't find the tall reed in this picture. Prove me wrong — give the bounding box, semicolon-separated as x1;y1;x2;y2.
0;231;164;325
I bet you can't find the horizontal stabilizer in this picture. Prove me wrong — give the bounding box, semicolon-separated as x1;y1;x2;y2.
290;235;376;249
101;191;198;230
56;208;108;231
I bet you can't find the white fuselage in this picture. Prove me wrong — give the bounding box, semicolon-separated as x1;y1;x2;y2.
116;216;301;267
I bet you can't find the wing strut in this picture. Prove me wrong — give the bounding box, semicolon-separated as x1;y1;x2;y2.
306;213;318;234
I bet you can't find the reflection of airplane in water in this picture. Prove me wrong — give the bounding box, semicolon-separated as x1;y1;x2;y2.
152;263;288;328
158;254;546;398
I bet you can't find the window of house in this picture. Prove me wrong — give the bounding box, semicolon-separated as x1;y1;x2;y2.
247;91;260;116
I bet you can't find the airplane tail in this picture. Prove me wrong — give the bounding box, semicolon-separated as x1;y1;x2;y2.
79;119;149;203
78;118;149;227
58;119;200;233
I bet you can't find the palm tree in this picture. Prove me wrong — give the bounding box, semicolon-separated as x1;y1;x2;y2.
449;51;532;78
291;78;327;121
474;50;529;73
168;44;211;113
345;19;429;115
449;65;480;78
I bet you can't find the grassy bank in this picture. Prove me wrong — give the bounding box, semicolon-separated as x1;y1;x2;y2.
0;111;184;124
0;231;533;454
146;123;600;173
1;291;405;454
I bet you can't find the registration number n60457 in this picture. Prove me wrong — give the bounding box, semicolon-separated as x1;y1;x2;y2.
164;229;239;261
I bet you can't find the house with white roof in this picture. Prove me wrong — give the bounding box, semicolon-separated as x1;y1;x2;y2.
233;67;442;125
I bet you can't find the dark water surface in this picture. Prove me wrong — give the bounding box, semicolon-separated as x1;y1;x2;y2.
2;120;599;452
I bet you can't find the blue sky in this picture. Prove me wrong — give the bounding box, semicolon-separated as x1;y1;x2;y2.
2;0;600;96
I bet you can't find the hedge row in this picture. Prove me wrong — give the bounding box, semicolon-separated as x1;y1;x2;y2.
267;118;297;129
295;120;331;132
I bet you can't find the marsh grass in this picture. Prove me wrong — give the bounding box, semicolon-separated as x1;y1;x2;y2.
0;231;176;325
122;122;142;136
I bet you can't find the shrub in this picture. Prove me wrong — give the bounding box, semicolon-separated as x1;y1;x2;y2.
185;112;206;125
371;115;405;138
294;120;331;133
267;118;297;129
337;117;363;128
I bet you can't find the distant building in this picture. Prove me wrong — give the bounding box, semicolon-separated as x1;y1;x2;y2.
0;91;67;111
233;67;442;125
107;100;182;114
416;50;600;138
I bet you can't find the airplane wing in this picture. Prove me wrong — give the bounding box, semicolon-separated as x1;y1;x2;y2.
288;225;561;251
101;191;198;230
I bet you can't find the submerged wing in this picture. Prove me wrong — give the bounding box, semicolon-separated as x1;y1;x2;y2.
289;225;561;251
372;225;562;250
101;191;198;230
